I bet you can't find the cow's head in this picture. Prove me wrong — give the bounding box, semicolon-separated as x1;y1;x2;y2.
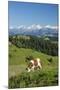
26;61;34;72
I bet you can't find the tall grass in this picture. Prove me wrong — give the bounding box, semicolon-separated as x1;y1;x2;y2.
9;70;58;88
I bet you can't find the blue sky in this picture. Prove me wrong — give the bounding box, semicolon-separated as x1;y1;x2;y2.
8;1;58;27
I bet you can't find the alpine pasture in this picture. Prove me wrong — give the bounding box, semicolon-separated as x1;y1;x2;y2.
9;35;58;88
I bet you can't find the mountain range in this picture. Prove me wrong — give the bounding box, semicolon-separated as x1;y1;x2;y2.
9;24;58;37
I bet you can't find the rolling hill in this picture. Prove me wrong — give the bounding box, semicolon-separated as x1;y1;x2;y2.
9;44;58;77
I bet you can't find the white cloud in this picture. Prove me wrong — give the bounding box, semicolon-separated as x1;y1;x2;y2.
51;26;58;29
30;24;37;30
45;25;58;30
36;24;42;29
45;25;51;28
17;25;26;29
27;26;31;30
9;24;58;30
27;24;42;30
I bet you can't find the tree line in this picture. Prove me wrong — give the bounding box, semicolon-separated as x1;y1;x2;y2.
9;35;58;56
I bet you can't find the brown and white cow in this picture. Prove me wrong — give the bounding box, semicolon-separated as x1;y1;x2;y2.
26;58;42;72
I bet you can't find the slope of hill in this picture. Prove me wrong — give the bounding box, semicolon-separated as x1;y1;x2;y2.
9;44;58;77
9;44;58;88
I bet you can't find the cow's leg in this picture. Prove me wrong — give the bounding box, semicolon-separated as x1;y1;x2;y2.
38;62;42;69
27;66;34;72
27;68;31;72
31;65;35;71
38;64;42;69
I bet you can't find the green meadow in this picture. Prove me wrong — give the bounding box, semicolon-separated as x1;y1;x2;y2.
9;43;58;88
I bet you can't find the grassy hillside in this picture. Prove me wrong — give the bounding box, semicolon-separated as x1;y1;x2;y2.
9;40;58;88
9;44;58;79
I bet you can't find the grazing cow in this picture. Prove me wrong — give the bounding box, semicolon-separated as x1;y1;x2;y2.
26;58;42;72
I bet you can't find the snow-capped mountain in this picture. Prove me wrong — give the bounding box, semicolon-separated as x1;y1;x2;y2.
9;24;58;37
